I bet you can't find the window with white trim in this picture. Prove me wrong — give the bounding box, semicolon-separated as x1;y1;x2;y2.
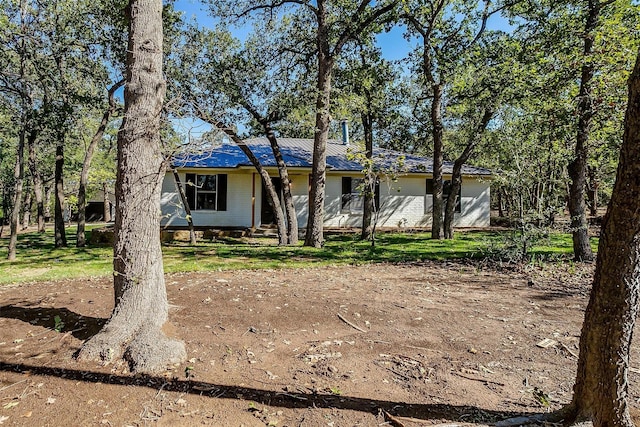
185;173;227;211
342;177;364;213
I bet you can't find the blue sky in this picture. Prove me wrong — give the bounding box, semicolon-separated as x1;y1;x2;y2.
173;0;414;61
173;0;512;62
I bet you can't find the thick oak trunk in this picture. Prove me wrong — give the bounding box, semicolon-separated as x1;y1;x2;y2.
7;131;25;261
305;52;332;248
568;0;600;262
27;131;44;232
431;83;444;240
77;80;124;247
54;142;67;248
304;0;332;248
265;130;298;245
564;47;640;427
444;108;493;239
77;0;186;373
360;112;375;242
21;185;31;230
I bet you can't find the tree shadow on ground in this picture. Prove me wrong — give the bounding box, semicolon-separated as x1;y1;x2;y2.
0;361;539;424
0;305;105;341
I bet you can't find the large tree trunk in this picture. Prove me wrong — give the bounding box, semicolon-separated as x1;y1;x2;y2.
361;113;375;242
305;27;332;248
54;142;67;247
558;47;640;427
265;128;298;245
431;82;444;240
27;131;45;232
77;79;124;247
77;0;186;373
171;169;197;245
8;0;28;260
568;0;601;262
7;131;25;261
444;108;493;239
21;184;32;230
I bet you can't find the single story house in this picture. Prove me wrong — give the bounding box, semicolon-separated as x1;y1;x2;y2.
160;138;492;230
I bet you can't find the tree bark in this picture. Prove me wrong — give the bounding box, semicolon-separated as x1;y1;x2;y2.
102;182;111;223
568;0;601;262
361;112;375;241
171;169;197;245
264;127;298;245
305;8;332;248
587;165;599;217
444;108;493;239
7;130;25;261
77;0;186;373
54;142;67;247
77;79;124;247
431;82;444;240
44;183;52;222
562;46;640;427
8;0;28;260
21;184;31;230
27;130;44;232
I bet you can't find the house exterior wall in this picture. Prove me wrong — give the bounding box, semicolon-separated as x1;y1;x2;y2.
159;170;491;229
160;171;254;228
322;174;490;229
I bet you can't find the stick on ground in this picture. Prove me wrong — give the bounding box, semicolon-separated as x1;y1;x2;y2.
337;313;367;333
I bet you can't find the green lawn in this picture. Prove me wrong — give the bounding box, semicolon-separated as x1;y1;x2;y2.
0;227;598;285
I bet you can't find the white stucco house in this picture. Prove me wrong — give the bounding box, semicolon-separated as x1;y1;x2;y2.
160;138;492;231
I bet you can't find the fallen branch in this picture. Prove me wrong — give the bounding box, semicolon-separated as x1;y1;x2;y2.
381;409;407;427
454;371;505;386
337;313;367;333
0;378;27;392
559;342;578;359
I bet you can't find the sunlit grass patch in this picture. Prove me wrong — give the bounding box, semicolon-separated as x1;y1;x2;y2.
0;226;596;285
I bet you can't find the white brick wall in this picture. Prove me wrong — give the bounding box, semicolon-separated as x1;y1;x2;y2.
160;170;491;229
161;171;254;228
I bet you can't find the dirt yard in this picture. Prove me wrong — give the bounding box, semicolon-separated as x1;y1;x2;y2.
1;261;638;426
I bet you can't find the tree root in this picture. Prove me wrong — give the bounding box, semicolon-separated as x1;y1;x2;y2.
76;323;186;374
124;326;186;373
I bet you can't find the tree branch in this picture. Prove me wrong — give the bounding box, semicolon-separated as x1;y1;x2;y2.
235;0;315;20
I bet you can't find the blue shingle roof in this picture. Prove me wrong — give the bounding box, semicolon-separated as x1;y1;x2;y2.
171;138;492;176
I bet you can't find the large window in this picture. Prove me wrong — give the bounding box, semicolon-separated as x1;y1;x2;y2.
341;177;379;213
342;177;363;213
185;173;227;211
426;179;461;213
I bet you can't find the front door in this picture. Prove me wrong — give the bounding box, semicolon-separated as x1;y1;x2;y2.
261;177;282;225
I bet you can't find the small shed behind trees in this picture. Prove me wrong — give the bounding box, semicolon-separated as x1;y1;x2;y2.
160;138;492;231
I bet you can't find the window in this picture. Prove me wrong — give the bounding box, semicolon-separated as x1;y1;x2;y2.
342;177;364;213
342;177;380;213
426;179;461;213
185;173;227;211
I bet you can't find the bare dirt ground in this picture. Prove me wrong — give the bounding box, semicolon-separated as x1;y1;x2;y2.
1;261;639;427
